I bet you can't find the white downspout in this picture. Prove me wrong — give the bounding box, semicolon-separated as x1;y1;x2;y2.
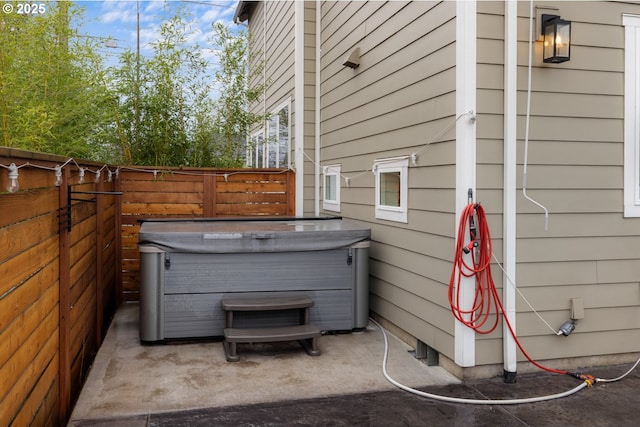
454;0;477;368
294;0;305;216
503;0;518;380
314;0;321;216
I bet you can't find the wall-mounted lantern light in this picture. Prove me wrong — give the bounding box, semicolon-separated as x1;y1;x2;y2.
542;14;571;63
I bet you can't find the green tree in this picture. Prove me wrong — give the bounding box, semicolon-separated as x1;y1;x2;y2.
0;1;112;158
209;22;268;167
1;3;267;168
105;9;218;167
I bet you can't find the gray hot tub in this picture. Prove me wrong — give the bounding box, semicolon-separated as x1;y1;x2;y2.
138;218;370;342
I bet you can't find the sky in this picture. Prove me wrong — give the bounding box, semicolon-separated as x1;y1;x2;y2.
74;0;240;66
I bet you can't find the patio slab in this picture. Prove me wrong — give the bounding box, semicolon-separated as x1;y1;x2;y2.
68;303;459;424
68;304;640;426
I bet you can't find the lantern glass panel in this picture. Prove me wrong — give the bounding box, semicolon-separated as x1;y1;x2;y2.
556;21;570;58
543;16;571;63
543;21;556;60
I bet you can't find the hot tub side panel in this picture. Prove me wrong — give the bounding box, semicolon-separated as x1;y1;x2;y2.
162;249;356;338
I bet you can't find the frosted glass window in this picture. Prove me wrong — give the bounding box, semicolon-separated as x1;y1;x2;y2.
374;157;408;223
322;164;341;212
379;171;401;207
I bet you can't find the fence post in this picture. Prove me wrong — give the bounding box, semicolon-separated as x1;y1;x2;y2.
287;170;296;216
203;173;216;217
58;169;71;425
115;172;123;306
95;178;105;346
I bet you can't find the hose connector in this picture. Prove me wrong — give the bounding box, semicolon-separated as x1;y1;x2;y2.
581;374;595;387
568;372;596;386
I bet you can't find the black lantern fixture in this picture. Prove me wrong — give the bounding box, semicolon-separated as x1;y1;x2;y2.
542;14;571;63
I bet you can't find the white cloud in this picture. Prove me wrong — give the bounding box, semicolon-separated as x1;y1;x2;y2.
99;0;136;24
83;0;239;78
138;25;162;52
143;1;166;14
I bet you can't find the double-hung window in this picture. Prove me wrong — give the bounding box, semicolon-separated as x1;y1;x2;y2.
374;157;408;223
624;14;640;217
322;164;341;212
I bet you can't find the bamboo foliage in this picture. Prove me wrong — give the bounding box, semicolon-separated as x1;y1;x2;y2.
0;1;112;158
1;3;268;169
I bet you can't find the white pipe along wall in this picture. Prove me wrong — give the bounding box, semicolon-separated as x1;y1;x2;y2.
503;0;518;380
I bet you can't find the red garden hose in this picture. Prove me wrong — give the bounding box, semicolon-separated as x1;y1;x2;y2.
448;203;569;376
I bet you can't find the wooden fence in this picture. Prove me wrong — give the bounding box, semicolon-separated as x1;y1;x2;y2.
119;167;295;301
0;148;295;427
0;148;119;427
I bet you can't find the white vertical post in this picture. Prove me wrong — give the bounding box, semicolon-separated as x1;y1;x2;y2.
454;0;477;368
503;0;518;377
295;0;305;216
315;0;322;216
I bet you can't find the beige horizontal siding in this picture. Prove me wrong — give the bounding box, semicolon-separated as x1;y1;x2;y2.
313;0;640;370
370;290;455;358
246;1;318;215
472;0;640;368
303;1;317;215
319;1;458;360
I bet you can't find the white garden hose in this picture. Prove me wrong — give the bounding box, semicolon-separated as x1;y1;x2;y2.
370;319;590;405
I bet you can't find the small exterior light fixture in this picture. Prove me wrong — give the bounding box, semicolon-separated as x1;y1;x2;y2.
343;47;360;69
542;14;571;63
7;163;19;193
54;165;63;187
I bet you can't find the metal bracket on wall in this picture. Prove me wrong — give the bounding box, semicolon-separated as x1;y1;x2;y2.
58;185;123;233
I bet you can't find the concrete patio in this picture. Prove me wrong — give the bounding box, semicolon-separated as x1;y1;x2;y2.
68;303;640;426
68;303;459;425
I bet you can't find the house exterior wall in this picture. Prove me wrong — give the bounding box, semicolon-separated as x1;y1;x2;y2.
319;0;640;374
245;1;317;215
242;0;640;378
302;2;318;216
472;0;640;371
506;1;640;366
320;0;460;361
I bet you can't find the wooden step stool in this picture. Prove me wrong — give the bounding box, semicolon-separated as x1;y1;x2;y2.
221;295;321;362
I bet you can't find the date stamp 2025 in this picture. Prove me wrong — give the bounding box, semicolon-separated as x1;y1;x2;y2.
3;2;48;15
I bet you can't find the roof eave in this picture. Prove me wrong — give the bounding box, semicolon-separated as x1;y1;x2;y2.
233;1;257;24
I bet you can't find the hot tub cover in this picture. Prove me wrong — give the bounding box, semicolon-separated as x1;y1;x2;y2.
138;218;371;253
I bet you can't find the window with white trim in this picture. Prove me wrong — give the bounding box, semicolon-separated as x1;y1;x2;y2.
246;100;290;168
322;164;341;212
624;14;640;217
246;130;264;167
374;157;408;223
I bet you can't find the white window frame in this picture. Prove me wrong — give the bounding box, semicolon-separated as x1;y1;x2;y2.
374;157;409;223
266;99;291;169
322;164;341;212
246;99;291;169
624;14;640;217
246;130;264;168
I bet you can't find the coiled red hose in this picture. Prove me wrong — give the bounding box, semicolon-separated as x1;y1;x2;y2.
448;203;568;375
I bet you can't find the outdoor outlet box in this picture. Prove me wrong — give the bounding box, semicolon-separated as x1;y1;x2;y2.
570;298;584;320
